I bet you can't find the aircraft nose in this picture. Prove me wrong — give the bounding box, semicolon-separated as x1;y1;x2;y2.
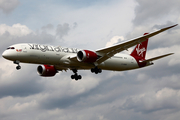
2;50;8;59
2;50;12;60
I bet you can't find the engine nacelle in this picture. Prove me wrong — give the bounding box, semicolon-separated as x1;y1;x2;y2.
77;50;98;63
37;65;57;77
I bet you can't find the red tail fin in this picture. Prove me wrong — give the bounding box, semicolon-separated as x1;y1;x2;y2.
130;33;149;60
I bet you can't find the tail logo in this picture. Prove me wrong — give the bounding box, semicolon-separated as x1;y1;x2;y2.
136;44;146;57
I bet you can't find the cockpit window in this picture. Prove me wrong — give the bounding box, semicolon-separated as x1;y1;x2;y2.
7;47;15;50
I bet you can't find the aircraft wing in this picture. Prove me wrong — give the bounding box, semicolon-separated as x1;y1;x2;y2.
95;24;177;65
141;53;174;63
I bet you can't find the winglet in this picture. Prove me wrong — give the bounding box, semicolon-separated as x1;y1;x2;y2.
160;24;178;31
142;24;178;39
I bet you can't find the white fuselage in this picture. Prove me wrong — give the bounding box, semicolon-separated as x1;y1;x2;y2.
2;24;176;80
2;43;140;71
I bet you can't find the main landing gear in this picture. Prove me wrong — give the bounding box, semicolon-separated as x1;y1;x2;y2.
91;66;102;74
71;69;82;81
71;67;102;81
14;60;21;70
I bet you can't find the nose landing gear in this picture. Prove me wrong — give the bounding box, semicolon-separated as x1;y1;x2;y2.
14;60;21;70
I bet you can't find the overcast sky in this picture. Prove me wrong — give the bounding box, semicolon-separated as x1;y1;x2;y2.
0;0;180;120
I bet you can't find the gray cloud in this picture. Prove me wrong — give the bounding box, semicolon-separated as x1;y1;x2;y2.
122;87;180;114
73;22;78;29
0;64;44;99
1;0;180;120
41;24;54;31
0;24;54;53
56;23;70;39
0;0;19;14
0;23;79;54
133;0;180;25
0;78;43;98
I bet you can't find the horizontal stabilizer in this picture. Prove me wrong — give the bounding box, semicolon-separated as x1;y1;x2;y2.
142;53;174;63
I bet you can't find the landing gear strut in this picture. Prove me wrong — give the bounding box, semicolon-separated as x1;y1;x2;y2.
14;60;21;70
91;66;102;74
71;69;82;80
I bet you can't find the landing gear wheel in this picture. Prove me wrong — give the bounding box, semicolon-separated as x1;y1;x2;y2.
71;75;75;79
71;69;82;80
91;67;102;74
14;60;21;70
91;68;95;73
98;69;102;73
16;66;21;70
75;77;79;81
72;74;82;81
78;75;82;80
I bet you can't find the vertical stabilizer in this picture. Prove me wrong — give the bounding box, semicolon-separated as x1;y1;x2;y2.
130;33;149;60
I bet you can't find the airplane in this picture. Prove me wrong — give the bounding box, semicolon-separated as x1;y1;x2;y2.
2;24;177;80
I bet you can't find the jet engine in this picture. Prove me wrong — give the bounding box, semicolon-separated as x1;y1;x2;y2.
77;50;98;63
37;65;57;77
